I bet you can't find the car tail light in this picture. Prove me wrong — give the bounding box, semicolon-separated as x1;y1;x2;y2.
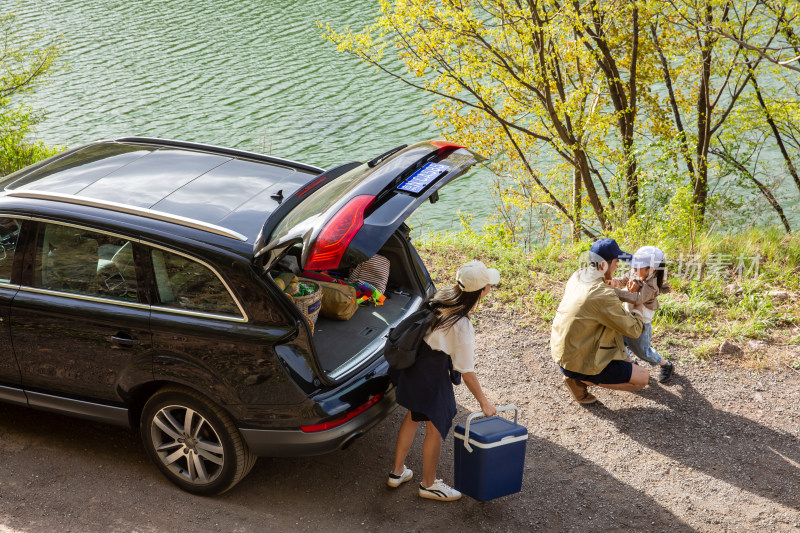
429;140;464;160
295;175;327;198
430;140;465;150
304;195;375;271
300;393;383;432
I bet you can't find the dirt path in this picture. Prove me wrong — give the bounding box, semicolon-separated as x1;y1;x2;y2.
472;320;800;532
0;316;798;532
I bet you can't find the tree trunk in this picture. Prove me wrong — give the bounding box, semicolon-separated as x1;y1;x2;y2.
694;3;714;219
623;129;638;219
572;168;582;242
650;24;696;178
579;0;639;220
575;148;608;231
713;148;792;233
624;2;639;218
748;68;800;198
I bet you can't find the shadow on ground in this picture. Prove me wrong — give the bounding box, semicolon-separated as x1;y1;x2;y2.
589;374;800;512
0;402;693;532
232;405;694;532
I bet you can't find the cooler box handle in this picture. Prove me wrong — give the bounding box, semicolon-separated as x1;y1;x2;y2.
462;404;518;453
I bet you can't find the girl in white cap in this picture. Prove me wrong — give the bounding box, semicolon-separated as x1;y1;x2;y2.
387;260;499;501
608;246;674;382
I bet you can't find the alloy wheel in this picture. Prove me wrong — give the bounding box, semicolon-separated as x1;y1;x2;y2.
150;404;225;485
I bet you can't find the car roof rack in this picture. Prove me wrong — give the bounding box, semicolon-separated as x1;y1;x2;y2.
114;137;325;175
5;191;248;242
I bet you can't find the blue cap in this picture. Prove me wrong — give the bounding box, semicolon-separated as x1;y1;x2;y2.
590;238;632;263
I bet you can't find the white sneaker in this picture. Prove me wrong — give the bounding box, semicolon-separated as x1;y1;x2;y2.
418;479;462;501
387;466;413;488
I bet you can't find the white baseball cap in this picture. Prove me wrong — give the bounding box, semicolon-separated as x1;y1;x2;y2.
631;246;665;269
456;260;500;292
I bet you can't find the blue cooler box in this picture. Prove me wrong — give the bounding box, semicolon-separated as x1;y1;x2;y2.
453;405;528;501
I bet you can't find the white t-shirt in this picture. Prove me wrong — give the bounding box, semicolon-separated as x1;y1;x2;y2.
625;302;655;323
423;316;475;373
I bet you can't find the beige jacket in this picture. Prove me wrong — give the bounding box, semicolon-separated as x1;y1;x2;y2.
551;267;644;375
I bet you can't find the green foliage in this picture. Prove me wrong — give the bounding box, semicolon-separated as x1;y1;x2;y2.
325;0;800;247
0;104;62;175
654;293;714;328
0;11;64;176
323;0;665;234
692;340;723;362
415;221;577;326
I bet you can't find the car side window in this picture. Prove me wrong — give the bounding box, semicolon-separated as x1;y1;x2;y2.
0;218;21;283
37;223;138;302
150;248;240;317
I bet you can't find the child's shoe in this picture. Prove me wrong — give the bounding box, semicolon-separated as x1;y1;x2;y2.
387;465;413;487
657;360;674;382
418;480;461;501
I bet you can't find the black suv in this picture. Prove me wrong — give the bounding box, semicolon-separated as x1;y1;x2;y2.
0;137;482;494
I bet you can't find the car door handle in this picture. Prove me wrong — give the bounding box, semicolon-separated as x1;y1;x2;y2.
112;333;141;346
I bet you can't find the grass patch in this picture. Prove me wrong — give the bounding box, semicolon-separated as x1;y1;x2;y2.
415;226;800;370
692;339;723;361
415;230;575;328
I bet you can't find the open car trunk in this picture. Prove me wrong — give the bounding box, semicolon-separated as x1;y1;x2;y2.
265;228;431;381
310;231;430;378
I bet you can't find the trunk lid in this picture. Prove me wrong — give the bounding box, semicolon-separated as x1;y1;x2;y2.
257;141;485;271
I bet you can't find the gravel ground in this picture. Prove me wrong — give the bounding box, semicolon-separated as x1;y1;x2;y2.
0;311;798;532
466;315;800;532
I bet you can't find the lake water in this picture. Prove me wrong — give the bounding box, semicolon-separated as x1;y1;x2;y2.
14;1;799;235
16;0;494;235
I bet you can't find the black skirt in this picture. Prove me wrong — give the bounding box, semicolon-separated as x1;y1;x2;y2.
394;341;458;439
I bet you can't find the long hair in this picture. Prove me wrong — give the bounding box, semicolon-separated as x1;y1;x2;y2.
654;261;666;291
424;284;483;332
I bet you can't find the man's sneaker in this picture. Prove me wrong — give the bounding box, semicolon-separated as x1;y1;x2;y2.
564;377;597;404
418;480;462;501
657;361;674;382
387;466;413;488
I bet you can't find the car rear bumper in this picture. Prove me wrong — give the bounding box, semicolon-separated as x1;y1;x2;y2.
239;387;397;457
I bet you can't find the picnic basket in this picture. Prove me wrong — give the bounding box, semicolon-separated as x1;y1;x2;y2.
289;280;322;333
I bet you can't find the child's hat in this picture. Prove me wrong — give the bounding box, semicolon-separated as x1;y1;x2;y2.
631;246;665;269
456;260;500;292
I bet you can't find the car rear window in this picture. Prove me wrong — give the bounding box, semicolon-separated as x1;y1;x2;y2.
269;145;434;244
150;248;241;317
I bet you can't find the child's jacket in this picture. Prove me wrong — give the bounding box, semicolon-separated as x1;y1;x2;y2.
609;271;660;323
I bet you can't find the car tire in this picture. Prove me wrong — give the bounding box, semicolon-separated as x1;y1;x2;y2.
140;386;257;495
